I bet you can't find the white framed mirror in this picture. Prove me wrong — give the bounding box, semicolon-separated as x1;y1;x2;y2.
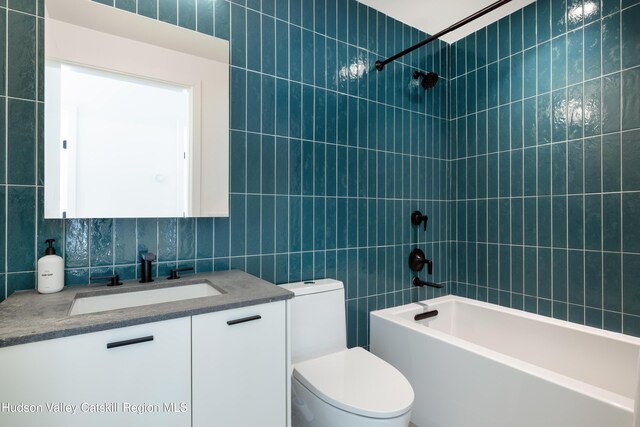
44;0;229;218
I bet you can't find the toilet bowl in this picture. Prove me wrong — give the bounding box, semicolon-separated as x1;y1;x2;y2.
283;279;414;427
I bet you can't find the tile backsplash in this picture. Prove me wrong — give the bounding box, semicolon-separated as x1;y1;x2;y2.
2;0;639;344
448;0;640;335
0;0;449;347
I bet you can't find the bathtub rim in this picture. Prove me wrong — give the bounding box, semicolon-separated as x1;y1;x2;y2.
371;295;639;414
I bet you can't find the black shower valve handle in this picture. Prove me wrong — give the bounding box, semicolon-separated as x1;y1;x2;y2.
411;211;429;231
425;258;433;275
408;248;433;275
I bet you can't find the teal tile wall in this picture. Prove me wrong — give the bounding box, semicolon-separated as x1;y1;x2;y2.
6;0;638;345
449;0;640;336
0;0;449;348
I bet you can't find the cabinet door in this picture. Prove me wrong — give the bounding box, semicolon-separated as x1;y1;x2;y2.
0;317;190;427
192;301;286;427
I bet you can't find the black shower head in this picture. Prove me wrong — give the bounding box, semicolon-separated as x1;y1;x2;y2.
413;70;439;90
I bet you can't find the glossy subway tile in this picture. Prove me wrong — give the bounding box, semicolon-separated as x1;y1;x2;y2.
449;0;640;337
2;0;639;350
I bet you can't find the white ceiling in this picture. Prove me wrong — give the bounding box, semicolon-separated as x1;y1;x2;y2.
358;0;536;44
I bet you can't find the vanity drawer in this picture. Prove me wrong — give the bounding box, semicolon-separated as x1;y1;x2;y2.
192;301;287;427
0;317;191;427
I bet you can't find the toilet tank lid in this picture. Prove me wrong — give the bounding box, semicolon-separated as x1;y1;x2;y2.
280;279;343;296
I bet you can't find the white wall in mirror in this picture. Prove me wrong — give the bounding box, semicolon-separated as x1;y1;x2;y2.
51;64;190;218
44;0;229;218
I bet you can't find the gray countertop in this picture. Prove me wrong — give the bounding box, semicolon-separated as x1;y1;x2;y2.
0;270;293;348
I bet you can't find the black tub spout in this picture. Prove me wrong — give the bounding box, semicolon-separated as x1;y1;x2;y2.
413;277;443;289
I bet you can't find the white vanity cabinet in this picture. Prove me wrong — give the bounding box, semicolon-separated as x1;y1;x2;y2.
0;300;289;427
192;301;287;427
0;317;191;427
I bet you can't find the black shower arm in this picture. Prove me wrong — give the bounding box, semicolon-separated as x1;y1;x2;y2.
374;0;513;71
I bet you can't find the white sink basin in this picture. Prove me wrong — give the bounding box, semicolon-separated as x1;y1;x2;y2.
69;282;222;316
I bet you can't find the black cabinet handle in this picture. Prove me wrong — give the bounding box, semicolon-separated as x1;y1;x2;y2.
107;335;154;349
227;315;262;326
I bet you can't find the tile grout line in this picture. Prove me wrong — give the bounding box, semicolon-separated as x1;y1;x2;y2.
582;10;587;325
509;13;514;308
2;0;444;320
565;12;569;321
450;0;636;324
16;0;636;332
33;10;39;292
535;0;540;315
287;0;292;284
581;9;600;324
619;4;624;332
449;63;640;133
4;4;7;300
257;1;262;279
449;1;636;84
230;63;449;123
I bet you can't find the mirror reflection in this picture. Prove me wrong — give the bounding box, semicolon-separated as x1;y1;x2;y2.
44;0;229;219
47;62;191;218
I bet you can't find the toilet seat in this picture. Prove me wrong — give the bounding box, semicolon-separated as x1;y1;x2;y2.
292;347;414;419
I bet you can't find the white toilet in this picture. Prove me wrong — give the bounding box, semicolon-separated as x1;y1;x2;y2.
283;279;414;427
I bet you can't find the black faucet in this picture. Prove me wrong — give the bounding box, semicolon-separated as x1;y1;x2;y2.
411;210;429;231
90;274;123;286
413;277;443;289
167;266;194;280
140;252;156;283
408;248;433;274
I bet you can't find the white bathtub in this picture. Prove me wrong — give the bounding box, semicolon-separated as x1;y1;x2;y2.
370;295;640;427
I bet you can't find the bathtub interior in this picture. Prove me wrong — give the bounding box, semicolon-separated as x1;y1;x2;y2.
386;297;640;401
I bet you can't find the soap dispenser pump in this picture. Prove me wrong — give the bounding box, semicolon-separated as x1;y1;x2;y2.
37;239;64;294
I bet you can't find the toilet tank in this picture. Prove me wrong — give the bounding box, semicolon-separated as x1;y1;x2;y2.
282;279;346;364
